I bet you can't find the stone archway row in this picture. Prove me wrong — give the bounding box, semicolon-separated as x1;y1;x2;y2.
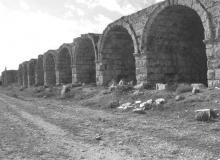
14;0;220;88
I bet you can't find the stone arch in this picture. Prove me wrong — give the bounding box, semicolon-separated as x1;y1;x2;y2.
99;21;139;60
72;37;96;84
43;51;56;86
35;55;44;86
142;0;213;48
82;34;101;62
142;3;208;85
56;44;72;84
98;24;137;85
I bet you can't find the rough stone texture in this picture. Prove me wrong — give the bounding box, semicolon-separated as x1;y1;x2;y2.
56;43;72;85
72;33;100;84
27;59;37;87
97;0;220;86
35;55;44;86
1;70;18;86
43;50;56;86
18;64;23;86
21;62;28;88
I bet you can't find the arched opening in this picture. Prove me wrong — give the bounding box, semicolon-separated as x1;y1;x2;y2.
45;54;56;86
144;5;207;85
57;48;72;84
74;38;96;83
101;26;136;84
35;56;44;86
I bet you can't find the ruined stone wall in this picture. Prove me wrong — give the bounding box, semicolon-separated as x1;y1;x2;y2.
72;34;99;84
56;44;72;85
27;59;37;87
97;0;220;86
18;64;23;86
1;70;18;86
43;51;56;86
22;62;28;88
35;55;44;86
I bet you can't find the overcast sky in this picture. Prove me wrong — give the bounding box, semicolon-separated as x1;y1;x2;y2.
0;0;163;73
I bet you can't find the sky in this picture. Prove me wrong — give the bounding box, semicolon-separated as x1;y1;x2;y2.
0;0;163;73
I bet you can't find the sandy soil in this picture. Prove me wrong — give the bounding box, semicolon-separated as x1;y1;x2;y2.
0;85;219;160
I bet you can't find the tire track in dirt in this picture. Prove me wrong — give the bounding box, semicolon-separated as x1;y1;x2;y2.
0;93;219;159
0;94;135;160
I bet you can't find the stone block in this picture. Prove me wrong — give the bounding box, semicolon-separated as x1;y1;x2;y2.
207;70;215;80
215;69;220;80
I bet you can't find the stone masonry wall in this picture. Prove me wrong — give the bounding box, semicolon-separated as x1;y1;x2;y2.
22;62;28;88
72;34;99;84
56;44;72;85
43;51;56;86
18;64;23;86
1;70;18;86
27;59;37;87
35;55;44;86
97;0;220;86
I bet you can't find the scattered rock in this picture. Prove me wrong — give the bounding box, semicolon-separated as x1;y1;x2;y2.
95;135;102;141
191;83;206;90
133;90;144;96
61;85;71;98
109;81;117;91
132;108;146;114
134;82;153;90
135;100;142;104
175;95;185;101
192;88;200;94
108;100;119;108
146;99;153;105
155;98;166;105
195;109;219;121
118;79;126;86
118;102;132;110
139;101;152;110
156;83;168;91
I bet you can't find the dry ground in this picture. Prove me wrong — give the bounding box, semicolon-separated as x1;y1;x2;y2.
0;84;219;160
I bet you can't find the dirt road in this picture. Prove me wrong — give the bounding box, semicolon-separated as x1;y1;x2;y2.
0;91;219;160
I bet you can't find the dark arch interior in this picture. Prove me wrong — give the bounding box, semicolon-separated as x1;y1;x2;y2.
45;54;56;85
145;5;207;85
57;49;72;84
102;26;136;84
75;38;96;83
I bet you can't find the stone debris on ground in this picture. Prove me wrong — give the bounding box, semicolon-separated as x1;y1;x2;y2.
195;109;219;121
133;82;151;90
95;134;102;141
156;83;168;91
60;85;71;98
192;87;200;94
191;83;206;90
117;98;166;113
108;100;120;108
155;98;166;105
175;95;185;101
